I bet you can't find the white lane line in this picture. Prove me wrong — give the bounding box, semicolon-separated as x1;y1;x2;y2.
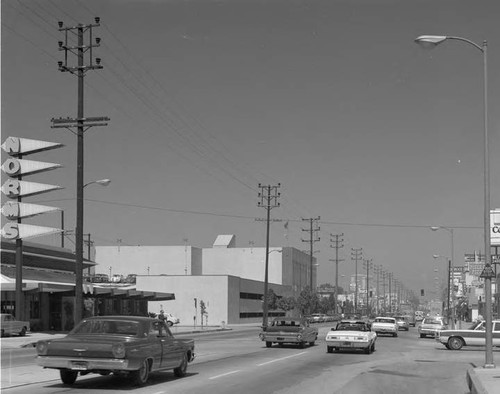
257;351;307;366
208;370;241;380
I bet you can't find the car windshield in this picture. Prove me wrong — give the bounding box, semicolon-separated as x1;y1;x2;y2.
70;319;140;336
375;318;394;323
423;318;442;325
273;320;300;327
337;323;367;331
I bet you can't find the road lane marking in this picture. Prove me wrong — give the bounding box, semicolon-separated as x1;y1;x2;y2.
257;351;307;366
208;370;241;380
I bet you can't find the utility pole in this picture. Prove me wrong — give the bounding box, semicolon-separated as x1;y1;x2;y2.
351;248;363;314
302;217;321;291
258;183;281;329
364;259;372;316
388;272;392;314
329;233;344;314
375;265;380;315
52;18;109;325
382;269;386;313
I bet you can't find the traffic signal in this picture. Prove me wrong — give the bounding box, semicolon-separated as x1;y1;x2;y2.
420;289;425;296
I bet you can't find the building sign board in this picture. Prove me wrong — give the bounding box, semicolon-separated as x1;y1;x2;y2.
1;202;61;220
491;209;500;246
1;158;61;177
1;223;62;240
1;136;63;156
1;180;62;198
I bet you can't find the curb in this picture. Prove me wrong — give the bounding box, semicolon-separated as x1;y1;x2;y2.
466;368;488;394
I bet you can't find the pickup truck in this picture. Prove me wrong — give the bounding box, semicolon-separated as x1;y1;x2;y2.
36;316;195;386
371;316;398;337
0;313;30;337
259;317;318;348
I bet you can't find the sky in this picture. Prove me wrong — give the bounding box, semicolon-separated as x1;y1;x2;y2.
2;0;500;299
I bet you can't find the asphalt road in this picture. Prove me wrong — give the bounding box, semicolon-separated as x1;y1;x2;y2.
1;324;496;393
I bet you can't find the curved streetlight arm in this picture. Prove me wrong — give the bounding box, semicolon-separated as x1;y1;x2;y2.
415;35;485;52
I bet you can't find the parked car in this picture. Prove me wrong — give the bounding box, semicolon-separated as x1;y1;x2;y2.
325;320;377;354
159;311;180;327
371;317;398;337
436;319;500;350
259;317;318;348
36;316;195;386
310;313;326;323
0;313;30;337
418;316;447;338
394;316;410;331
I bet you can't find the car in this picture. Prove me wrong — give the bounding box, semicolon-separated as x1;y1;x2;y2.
418;316;447;338
36;315;195;386
310;313;326;323
259;317;318;348
0;313;30;337
325;320;377;354
436;319;500;350
371;316;398;337
159;311;180;327
394;316;410;331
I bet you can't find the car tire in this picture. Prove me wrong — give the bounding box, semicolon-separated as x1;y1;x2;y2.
309;341;315;346
19;327;26;336
420;334;425;338
131;359;150;386
371;343;376;352
448;337;464;350
174;353;188;377
266;341;272;348
327;346;333;353
60;369;78;385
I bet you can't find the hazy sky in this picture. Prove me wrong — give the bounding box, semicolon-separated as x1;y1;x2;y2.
2;0;499;297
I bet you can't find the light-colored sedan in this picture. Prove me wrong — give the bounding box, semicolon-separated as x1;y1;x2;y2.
325;320;377;354
418;316;447;338
436;320;500;350
394;316;410;331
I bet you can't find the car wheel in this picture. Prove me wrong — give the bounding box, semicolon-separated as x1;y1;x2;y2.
448;337;464;350
327;346;333;353
174;353;188;377
19;327;26;336
299;342;305;349
167;321;173;327
60;369;78;385
420;334;425;338
266;341;272;348
131;359;150;386
309;341;315;346
364;346;371;354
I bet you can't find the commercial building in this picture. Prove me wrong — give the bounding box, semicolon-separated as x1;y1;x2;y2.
94;235;317;325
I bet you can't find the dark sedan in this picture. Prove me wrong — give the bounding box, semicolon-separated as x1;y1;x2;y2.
36;316;195;386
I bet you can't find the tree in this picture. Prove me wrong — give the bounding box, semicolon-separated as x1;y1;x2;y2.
276;296;296;315
296;287;320;316
266;288;278;310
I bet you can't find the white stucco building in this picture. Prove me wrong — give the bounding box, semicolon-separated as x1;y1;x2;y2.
94;235;316;324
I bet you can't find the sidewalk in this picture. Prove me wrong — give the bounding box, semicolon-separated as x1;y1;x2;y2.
466;365;500;394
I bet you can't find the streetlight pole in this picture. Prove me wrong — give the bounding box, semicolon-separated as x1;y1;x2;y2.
433;255;451;323
416;35;494;368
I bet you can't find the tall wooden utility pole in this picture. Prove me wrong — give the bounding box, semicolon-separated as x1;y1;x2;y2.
351;248;363;314
258;183;280;328
329;233;344;314
302;217;321;290
52;18;109;325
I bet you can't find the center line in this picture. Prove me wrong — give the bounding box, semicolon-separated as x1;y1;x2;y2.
209;370;241;380
257;351;307;366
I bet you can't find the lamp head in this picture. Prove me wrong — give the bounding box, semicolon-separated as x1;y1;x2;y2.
415;35;448;48
430;226;440;231
433;254;440;259
95;178;111;186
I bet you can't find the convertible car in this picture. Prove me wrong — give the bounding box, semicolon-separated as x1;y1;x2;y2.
325;320;377;354
436;319;500;350
36;316;195;386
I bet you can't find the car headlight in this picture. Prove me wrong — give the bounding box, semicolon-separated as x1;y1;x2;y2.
36;340;48;356
112;343;126;359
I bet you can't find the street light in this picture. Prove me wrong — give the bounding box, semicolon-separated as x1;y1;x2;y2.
416;34;494;368
83;178;111;188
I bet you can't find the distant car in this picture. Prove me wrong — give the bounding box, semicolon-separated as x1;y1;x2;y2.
405;314;416;327
325;320;377;354
418;316;447;338
436;320;500;350
394;316;410;331
310;313;326;323
0;313;30;337
35;316;195;386
371;317;398;337
259;317;318;348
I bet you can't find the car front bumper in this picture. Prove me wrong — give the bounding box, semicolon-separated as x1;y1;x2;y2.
37;356;131;371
